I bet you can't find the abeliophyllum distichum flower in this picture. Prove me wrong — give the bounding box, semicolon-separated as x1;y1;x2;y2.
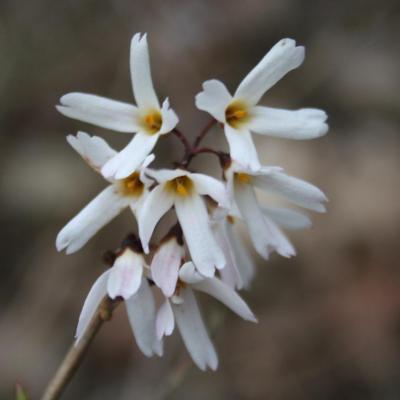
56;33;328;371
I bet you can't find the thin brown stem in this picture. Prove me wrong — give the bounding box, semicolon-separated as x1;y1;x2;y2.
193;118;217;148
172;128;193;155
41;297;120;400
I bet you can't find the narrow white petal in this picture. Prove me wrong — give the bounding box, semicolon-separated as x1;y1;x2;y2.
224;220;255;289
159;98;179;134
151;237;184;297
156;299;175;340
235;38;305;105
263;207;312;230
190;173;229;208
195;79;232;122
172;288;218;371
138;185;174;253
56;185;129;254
175;195;225;277
75;269;110;343
263;216;296;258
57;93;139;132
252;170;327;212
224;125;261;172
234;183;278;259
101;132;159;180
179;261;204;284
213;220;243;290
193;278;257;322
67;131;117;174
130;33;159;109
145;168;187;183
125;278;163;357
248;106;328;139
107;249;144;300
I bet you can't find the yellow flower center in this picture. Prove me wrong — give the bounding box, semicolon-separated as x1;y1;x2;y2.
165;176;194;197
119;172;144;197
227;215;235;224
225;100;249;128
142;110;162;134
235;172;252;184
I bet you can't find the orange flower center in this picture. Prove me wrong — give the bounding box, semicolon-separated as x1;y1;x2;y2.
225;100;249;128
119;172;144;197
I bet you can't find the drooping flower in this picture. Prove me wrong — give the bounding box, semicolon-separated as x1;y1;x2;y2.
138;168;229;277
57;33;178;180
224;161;327;260
155;262;257;371
56;131;153;254
195;38;328;170
76;238;162;357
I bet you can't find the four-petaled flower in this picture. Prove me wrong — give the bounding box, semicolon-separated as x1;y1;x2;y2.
195;38;328;171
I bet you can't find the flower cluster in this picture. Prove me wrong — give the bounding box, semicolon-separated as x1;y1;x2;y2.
56;33;328;370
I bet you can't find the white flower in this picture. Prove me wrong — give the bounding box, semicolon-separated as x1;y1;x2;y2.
57;33;178;180
225;161;327;260
138;168;229;277
155;262;257;371
75;245;162;357
195;38;328;171
56;132;153;254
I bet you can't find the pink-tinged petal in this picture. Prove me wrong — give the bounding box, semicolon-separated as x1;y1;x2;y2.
159;98;179;134
172;288;218;371
262;207;311;230
175;195;225;277
56;185;130;254
130;33;159;110
195;79;232;122
224;219;255;289
151;237;184;297
234;182;278;260
179;262;204;284
125;278;163;357
57;93;139;132
138;185;174;253
101;131;160;180
75;269;110;343
213;219;243;290
190;173;229;208
252;170;327;213
235;38;305;105
156;299;175;340
224;124;261;172
248;106;328;139
193;278;257;322
107;249;144;300
67;132;117;174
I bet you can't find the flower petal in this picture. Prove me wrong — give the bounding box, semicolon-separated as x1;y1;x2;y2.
175;195;225;277
130;33;159;110
159;98;179;134
235;38;305;105
179;261;204;284
190;173;229;208
234;182;278;259
56;185;129;254
101;132;159;180
263;216;296;258
57;93;139;132
195;79;232;122
193;278;257;322
156;299;175;340
224;124;261;172
107;249;144;300
172;288;218;371
263;207;312;230
248;106;328;139
75;269;110;343
138;185;174;253
125;278;163;357
151;237;184;297
67;131;117;174
252;170;327;212
145;168;187;183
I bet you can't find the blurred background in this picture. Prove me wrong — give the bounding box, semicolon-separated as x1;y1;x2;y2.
1;0;400;399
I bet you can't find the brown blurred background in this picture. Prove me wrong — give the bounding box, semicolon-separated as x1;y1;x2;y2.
1;0;400;399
